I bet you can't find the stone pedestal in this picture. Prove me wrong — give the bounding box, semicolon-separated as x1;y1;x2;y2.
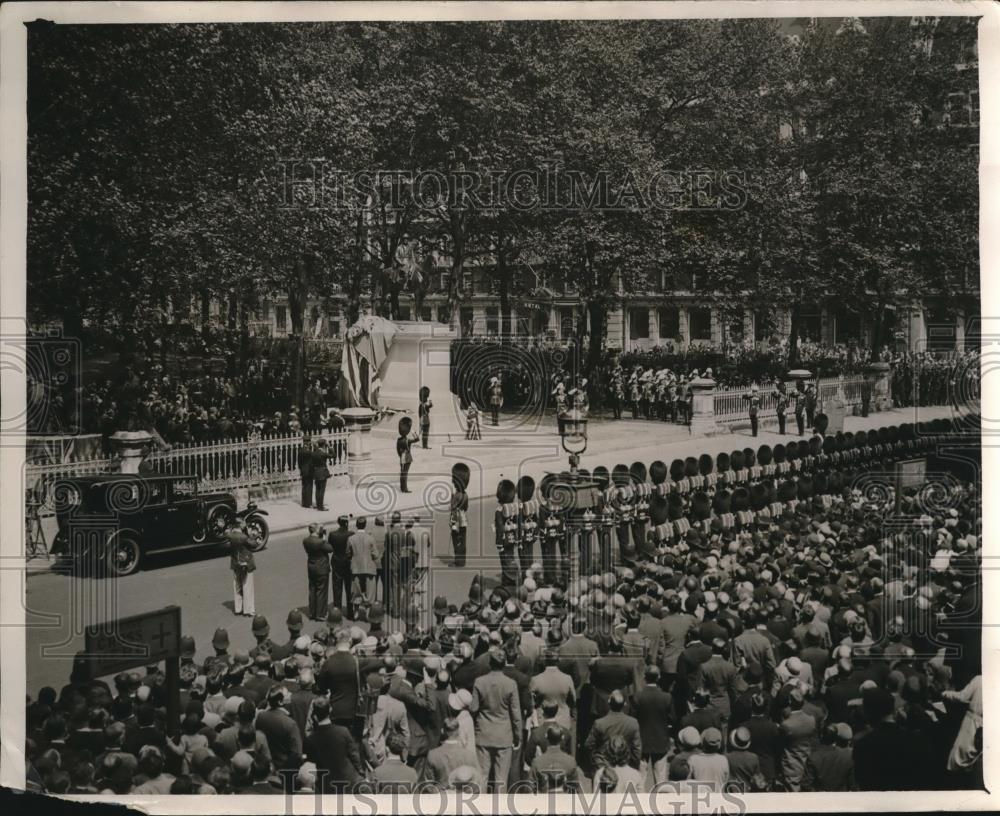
341;408;376;485
825;399;846;434
868;361;892;411
376;320;466;436
109;430;154;474
688;377;720;436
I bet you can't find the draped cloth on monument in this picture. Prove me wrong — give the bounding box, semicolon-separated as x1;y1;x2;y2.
341;316;397;409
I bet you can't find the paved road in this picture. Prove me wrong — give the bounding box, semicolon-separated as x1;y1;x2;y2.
25;496;506;695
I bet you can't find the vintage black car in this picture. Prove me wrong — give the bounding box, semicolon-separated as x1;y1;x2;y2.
50;473;269;577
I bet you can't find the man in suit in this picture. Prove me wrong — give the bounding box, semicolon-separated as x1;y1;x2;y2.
311;438;332;511
584;689;641;771
675;628;713;714
700;637;747;728
423;717;482;790
389;659;438;776
525;700;573;766
303;525;332;621
637;597;664;669
802;723;855;791
298;437;314;508
349;516;377;609
255;686;303;772
471;648;521;792
733;610;778;690
589;640;637;717
634;666;673;786
530;726;580;792
558;618;600;690
303;697;364;793
366;673;409;766
659;594;697;678
328;516;353;614
370;733;418;792
779;688;817;791
529;650;576;736
318;631;360;734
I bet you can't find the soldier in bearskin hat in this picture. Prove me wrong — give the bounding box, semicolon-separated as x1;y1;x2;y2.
495;479;520;588
612;464;634;562
517;476;539;583
451;463;471;567
397;415;419;493
418;385;433;449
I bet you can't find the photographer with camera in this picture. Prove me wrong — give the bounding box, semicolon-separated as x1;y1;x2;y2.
303;523;332;621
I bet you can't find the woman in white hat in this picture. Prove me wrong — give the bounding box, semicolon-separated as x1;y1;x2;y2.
447;689;476;753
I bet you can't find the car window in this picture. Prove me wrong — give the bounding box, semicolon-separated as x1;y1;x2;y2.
170;478;199;502
144;480;167;507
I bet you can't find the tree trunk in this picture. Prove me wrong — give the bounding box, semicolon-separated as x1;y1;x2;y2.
585;300;606;375
448;251;464;334
871;296;885;362
288;258;308;406
227;292;238;331
787;303;801;368
498;239;511;343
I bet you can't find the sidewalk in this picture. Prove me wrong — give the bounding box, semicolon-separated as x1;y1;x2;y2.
25;404;953;573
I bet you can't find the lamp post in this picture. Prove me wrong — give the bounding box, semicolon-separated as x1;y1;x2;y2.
553;407;599;598
558;408;589;472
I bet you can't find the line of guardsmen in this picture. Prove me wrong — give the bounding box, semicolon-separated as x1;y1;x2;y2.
485;418;960;591
743;381;817;438
606;364;708;424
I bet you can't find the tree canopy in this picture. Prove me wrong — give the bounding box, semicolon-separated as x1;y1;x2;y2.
27;17;979;369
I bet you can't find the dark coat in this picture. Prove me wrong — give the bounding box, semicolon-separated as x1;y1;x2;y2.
311;448;332;481
634;685;674;755
298;446;313;478
318;651;360;721
304;723;363;791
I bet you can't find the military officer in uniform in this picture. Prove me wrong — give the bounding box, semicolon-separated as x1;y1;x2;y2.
489;375;504;426
743;385;762;437
772;381;789;435
792;383;806;436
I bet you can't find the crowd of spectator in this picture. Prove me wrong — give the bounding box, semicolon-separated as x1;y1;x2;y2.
25;422;983;797
69;363;344;449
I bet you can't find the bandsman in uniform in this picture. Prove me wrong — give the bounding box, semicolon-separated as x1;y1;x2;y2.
517;477;539;583
539;475;565;587
495;479;521;588
630;462;651;562
612;464;635;562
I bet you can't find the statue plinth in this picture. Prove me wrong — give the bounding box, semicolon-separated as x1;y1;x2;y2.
109;430;154;474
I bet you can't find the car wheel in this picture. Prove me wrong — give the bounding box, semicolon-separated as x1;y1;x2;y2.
244;515;269;551
207;506;235;540
107;535;142;577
